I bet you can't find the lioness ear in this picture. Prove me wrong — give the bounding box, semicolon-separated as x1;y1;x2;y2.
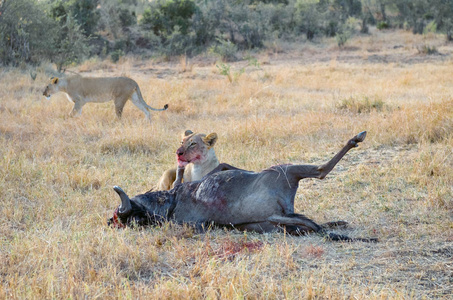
203;133;218;148
183;130;193;137
51;77;59;84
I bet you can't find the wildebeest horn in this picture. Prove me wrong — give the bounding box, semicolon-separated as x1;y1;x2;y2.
113;186;132;216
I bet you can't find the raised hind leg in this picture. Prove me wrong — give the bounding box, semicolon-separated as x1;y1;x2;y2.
285;131;367;182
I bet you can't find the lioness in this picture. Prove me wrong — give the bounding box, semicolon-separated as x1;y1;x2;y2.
42;76;168;120
156;130;219;190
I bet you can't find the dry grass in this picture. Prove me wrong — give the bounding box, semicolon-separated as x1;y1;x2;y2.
1;30;453;299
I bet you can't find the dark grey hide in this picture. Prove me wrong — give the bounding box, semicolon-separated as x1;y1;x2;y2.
109;131;377;242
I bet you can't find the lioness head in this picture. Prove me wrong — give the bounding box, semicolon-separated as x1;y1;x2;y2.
42;77;61;99
176;130;218;167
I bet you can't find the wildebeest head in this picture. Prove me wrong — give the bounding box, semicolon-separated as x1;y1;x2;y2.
108;186;177;228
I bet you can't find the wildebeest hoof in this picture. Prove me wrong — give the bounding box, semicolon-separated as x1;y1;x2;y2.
349;131;367;147
356;131;367;142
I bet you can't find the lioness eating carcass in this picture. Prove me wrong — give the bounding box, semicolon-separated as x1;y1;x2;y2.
156;130;220;190
42;76;168;120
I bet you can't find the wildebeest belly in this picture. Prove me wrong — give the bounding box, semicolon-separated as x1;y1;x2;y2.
172;171;285;225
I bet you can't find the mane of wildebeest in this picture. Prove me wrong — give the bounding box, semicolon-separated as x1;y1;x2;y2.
109;131;377;242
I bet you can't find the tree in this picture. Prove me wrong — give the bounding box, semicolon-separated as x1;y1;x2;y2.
98;0;137;40
295;0;323;40
432;0;453;41
69;0;100;36
394;0;431;34
50;14;90;72
141;0;197;37
0;0;55;65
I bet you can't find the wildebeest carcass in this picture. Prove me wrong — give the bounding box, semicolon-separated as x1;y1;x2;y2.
109;131;376;242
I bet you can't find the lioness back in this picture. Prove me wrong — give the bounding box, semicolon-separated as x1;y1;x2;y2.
67;77;137;99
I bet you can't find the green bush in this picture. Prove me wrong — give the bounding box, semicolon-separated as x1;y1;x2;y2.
160;26;195;56
209;38;238;62
51;15;91;72
67;0;100;37
141;0;197;37
336;17;358;48
424;21;437;34
110;49;125;63
0;0;54;65
377;21;389;30
417;44;438;55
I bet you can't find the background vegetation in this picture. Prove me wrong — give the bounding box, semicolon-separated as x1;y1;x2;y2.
1;0;452;69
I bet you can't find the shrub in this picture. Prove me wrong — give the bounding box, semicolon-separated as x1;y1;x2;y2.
423;21;437;34
140;0;197;37
417;44;438;55
336;96;385;114
209;39;238;62
0;0;56;65
50;15;91;72
377;21;390;30
295;0;323;40
110;50;125;63
160;26;195;56
67;0;100;37
336;17;359;48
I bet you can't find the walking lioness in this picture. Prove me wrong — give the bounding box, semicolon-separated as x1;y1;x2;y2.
42;76;168;120
156;130;219;190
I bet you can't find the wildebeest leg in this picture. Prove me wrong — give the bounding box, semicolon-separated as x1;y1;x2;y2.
289;131;367;181
321;221;349;229
233;221;280;233
317;131;366;179
268;214;323;233
268;214;375;242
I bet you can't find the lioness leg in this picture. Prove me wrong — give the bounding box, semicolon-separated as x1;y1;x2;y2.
114;95;129;119
156;168;177;191
70;101;85;116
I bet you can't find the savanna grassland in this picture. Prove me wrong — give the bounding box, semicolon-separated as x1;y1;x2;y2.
1;29;452;299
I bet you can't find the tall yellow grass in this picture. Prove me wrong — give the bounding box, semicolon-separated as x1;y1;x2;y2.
1;30;452;298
